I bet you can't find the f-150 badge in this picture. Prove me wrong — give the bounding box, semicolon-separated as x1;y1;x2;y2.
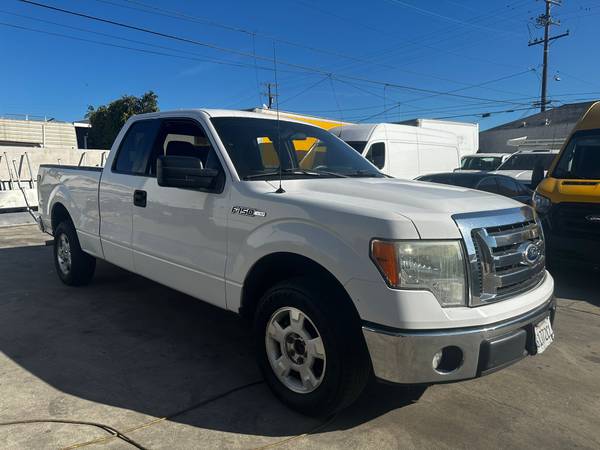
232;206;266;218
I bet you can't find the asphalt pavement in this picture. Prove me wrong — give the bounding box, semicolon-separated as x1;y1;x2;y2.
0;224;598;449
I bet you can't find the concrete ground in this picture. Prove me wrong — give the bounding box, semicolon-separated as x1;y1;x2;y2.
0;224;599;450
0;211;37;228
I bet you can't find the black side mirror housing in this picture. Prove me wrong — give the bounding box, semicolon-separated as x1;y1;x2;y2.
157;155;219;189
531;163;545;189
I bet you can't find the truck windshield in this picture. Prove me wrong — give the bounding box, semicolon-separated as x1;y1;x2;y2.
553;131;600;180
210;117;383;180
460;156;503;170
498;153;556;171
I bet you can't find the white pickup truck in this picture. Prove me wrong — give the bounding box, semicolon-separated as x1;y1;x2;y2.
37;109;555;416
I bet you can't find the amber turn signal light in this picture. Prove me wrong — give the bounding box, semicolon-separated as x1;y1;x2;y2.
371;240;399;287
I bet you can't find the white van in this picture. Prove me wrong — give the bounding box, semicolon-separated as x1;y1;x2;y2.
330;123;461;179
400;118;479;158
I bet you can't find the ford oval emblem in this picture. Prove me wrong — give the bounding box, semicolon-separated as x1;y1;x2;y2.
586;215;600;223
524;243;541;265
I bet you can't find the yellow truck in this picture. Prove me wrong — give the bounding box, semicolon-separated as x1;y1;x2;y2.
533;101;600;267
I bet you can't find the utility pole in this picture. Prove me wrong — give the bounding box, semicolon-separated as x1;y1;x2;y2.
263;83;278;109
528;0;569;112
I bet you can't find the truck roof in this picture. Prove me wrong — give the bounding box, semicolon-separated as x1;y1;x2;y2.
131;108;310;122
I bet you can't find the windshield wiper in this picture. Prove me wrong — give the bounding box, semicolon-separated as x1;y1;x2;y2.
308;169;348;178
243;169;347;180
344;170;384;178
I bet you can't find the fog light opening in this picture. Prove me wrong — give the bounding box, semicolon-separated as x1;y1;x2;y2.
432;346;463;374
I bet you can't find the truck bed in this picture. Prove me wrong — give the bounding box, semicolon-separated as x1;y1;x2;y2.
37;164;103;255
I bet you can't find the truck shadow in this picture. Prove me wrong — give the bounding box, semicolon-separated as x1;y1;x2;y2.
0;244;424;438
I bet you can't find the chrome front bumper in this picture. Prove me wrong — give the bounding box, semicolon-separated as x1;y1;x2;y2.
362;296;556;384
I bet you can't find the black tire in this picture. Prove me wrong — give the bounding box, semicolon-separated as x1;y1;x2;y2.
53;220;96;286
254;277;371;417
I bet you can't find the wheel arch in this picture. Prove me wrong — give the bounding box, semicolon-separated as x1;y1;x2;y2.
51;202;73;234
239;252;360;321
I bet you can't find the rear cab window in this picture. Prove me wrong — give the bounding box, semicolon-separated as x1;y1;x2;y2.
113;119;161;175
147;119;223;176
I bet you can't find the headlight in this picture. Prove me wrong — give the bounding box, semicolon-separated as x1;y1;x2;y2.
370;240;467;306
532;192;552;214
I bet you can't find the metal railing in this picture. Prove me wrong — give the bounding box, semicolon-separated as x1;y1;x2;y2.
0;150;107;192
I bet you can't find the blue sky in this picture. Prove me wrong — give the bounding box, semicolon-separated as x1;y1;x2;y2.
0;0;598;130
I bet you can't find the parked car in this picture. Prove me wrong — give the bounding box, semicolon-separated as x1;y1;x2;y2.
533;101;600;268
494;149;559;187
459;153;511;171
416;172;533;205
37;109;555;416
330;123;461;179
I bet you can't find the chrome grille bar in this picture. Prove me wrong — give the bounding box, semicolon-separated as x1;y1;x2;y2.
453;207;546;306
487;226;540;247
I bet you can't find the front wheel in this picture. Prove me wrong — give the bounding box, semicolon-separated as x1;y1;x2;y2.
254;277;371;416
53;220;96;286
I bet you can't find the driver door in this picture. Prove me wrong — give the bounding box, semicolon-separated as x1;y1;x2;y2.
131;118;229;308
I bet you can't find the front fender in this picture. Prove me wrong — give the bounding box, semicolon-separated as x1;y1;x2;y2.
225;219;380;314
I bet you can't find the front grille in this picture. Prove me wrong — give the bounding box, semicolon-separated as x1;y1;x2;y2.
551;202;600;240
454;207;546;306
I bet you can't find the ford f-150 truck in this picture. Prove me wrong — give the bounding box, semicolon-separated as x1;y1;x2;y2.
37;109;555;416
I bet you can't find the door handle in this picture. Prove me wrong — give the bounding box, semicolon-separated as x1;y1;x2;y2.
133;190;147;207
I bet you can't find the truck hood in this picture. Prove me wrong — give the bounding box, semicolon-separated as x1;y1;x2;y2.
270;177;523;239
538;177;600;204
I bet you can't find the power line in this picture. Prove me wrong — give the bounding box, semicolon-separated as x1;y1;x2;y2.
279;77;328;106
0;20;286;73
0;9;265;68
358;103;403;123
17;0;535;108
1;11;530;118
396;69;536;107
294;0;528;72
432;106;534;120
90;0;528;94
93;0;431;73
342;92;600;122
383;0;522;36
343;69;536;122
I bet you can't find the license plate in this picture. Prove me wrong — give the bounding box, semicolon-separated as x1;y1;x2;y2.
534;316;554;354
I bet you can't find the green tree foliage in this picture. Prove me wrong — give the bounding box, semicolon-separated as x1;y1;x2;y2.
85;91;159;149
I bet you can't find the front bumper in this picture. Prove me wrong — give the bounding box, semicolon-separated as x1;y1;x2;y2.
362;295;556;384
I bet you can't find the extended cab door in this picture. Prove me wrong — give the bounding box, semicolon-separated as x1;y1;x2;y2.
99;119;161;271
131;118;229;309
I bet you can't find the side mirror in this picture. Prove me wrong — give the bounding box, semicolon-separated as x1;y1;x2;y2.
531;163;545;189
157;155;219;189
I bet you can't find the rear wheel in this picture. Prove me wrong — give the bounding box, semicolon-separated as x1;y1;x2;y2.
53;220;96;286
254;277;371;416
